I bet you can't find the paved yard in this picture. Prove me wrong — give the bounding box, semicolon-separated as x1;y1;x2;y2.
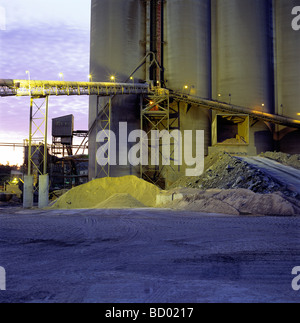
0;207;299;303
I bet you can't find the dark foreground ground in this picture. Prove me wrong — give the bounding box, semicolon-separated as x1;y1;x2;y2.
0;207;299;303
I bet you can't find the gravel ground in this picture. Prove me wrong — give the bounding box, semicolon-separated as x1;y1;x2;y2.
0;207;299;303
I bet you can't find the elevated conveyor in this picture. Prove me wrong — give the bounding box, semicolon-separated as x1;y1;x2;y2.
170;91;300;129
1;78;299;129
0;79;150;97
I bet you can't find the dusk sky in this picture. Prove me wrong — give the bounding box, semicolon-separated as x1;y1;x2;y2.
0;0;91;165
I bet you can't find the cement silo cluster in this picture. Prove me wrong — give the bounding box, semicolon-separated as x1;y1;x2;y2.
89;0;300;185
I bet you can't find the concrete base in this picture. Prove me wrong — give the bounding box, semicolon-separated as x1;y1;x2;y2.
38;175;49;208
23;175;34;208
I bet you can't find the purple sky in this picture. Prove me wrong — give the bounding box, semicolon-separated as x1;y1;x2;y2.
0;0;91;165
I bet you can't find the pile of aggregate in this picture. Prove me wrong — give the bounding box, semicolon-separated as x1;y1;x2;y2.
158;188;300;216
51;176;160;209
171;152;298;198
260;151;300;170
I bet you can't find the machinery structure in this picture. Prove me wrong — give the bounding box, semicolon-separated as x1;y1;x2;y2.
89;0;300;187
0;0;300;205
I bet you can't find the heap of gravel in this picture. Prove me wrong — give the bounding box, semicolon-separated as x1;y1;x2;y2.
260;151;300;170
171;152;298;199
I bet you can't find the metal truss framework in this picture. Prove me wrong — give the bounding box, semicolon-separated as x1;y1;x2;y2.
2;77;300;195
95;96;112;178
140;88;180;189
26;96;49;188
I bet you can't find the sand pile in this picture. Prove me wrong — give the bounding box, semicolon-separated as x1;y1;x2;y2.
95;193;146;209
158;188;300;216
51;176;160;209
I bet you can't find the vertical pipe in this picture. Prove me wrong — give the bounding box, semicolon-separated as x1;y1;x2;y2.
140;95;143;178
156;0;162;84
146;0;151;82
28;97;33;176
108;96;112;177
43;96;49;175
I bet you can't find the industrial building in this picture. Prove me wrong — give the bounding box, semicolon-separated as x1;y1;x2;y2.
89;0;300;188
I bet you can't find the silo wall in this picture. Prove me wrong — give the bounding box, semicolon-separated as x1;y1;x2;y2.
164;0;212;161
274;0;300;153
212;0;275;154
89;0;146;180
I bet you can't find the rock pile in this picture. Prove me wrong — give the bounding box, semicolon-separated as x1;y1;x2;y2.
260;152;300;170
171;152;298;198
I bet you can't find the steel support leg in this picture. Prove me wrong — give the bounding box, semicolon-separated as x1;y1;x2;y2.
24;96;49;208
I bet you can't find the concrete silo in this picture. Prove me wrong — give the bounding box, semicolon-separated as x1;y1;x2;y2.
89;0;146;179
211;0;275;154
274;0;300;153
164;0;212;160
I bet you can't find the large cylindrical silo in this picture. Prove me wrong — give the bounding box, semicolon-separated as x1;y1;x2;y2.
213;0;274;111
212;0;275;153
89;0;146;180
164;0;212;158
274;0;300;153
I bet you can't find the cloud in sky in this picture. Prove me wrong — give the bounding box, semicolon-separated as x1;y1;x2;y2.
0;0;91;165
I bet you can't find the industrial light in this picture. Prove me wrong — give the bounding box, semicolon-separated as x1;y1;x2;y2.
26;71;31;95
110;75;116;82
59;73;64;81
184;85;189;90
26;70;31;81
88;74;93;81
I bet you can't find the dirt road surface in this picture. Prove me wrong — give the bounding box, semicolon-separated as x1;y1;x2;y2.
0;207;299;303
